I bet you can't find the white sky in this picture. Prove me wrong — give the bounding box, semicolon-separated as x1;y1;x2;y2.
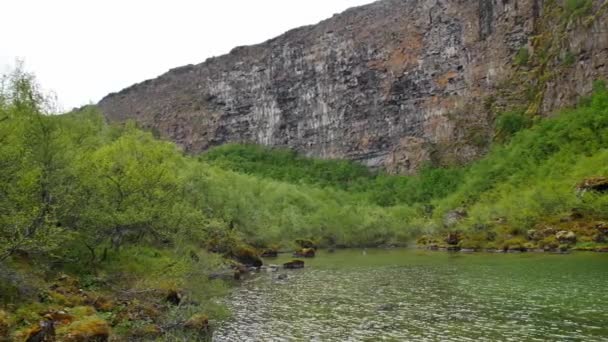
0;0;375;111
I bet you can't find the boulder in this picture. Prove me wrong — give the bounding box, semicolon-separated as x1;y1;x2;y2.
283;260;305;269
576;177;608;194
556;231;577;244
444;209;467;227
293;248;315;258
231;246;263;268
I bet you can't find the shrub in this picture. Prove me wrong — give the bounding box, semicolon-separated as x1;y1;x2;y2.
515;47;530;66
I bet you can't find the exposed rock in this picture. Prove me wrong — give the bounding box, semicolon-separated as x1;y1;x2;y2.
293;248;316;258
283;260;305;269
444;209;467;227
231;246;263;268
576;177;608;194
556;231;577;244
260;249;278;258
261;264;280;272
97;1;608;174
166;290;182;306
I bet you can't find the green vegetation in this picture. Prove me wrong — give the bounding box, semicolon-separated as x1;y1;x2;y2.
201;82;608;252
514;47;530;66
564;0;593;17
1;64;607;340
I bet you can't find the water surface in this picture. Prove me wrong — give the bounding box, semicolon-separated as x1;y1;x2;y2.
214;249;608;341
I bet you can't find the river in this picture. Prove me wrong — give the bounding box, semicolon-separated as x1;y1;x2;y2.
213;249;608;341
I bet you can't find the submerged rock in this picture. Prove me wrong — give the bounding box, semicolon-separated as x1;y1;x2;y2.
261;265;280;272
378;303;397;311
283;260;305;269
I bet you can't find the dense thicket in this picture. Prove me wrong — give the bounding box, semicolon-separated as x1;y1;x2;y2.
202;82;608;249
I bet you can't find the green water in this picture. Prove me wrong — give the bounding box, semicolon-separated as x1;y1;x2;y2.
214;249;608;341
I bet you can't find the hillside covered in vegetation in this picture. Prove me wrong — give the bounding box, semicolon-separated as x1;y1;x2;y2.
1;65;608;340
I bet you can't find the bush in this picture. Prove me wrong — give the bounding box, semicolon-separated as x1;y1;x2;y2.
515;47;530;66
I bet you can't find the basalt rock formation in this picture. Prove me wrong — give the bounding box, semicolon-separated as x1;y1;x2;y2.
98;0;608;173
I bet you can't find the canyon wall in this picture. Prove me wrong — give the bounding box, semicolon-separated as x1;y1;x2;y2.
98;0;608;173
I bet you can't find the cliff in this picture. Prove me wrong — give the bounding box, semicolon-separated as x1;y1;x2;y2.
98;0;608;173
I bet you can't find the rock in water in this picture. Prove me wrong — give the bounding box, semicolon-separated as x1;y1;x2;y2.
293;248;316;258
283;260;305;269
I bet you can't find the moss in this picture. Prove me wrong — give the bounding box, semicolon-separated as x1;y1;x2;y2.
0;310;10;339
184;313;209;332
514;47;530;66
230;245;263;267
539;235;560;250
57;316;110;342
502;237;528;251
295;239;317;249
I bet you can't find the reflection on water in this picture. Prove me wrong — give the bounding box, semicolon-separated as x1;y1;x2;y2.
214;249;608;341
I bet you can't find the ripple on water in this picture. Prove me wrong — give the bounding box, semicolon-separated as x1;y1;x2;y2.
213;250;608;341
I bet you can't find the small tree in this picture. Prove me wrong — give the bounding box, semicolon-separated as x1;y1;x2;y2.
0;64;67;261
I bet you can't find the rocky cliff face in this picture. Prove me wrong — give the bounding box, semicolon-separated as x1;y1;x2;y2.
98;0;608;173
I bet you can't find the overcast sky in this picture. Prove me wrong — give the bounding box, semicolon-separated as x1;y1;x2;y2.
1;0;375;111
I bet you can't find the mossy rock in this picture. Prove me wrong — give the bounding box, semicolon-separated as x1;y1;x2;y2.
556;230;577;244
184;314;209;333
295;239;317;250
57;316;110;342
293;248;315;258
230;245;263;267
283;260;305;269
538;235;560;251
502;237;528;251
